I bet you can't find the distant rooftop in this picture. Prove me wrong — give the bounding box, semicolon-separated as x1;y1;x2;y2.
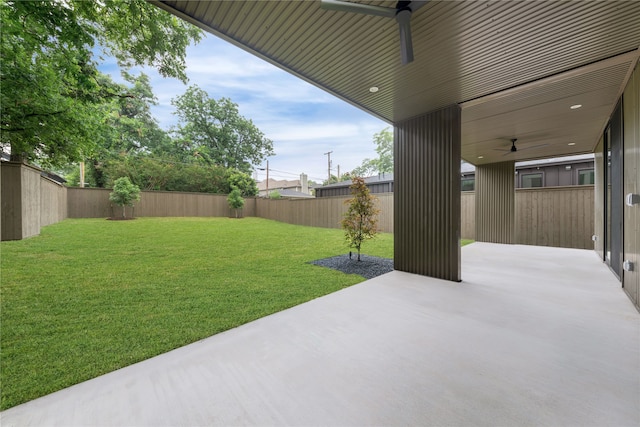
319;154;595;189
319;173;394;189
273;189;315;199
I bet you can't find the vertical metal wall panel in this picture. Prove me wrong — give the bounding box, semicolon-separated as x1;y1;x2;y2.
476;162;515;243
594;136;605;257
623;63;639;309
394;105;461;281
610;100;624;278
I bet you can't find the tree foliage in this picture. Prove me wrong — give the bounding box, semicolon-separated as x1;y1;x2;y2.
171;86;275;174
227;187;245;218
352;127;393;177
227;170;259;197
0;0;202;167
341;177;379;261
109;176;141;218
87;72;173;187
322;172;353;186
96;155;257;196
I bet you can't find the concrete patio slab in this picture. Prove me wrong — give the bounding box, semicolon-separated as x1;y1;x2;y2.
2;243;639;426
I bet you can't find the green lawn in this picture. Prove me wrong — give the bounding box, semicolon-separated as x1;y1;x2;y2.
0;217;473;410
0;217;394;410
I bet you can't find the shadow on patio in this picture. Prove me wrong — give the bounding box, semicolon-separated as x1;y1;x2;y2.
2;243;639;426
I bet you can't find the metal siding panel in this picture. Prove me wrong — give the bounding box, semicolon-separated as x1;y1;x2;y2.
476;162;515;244
623;64;640;309
394;105;461;281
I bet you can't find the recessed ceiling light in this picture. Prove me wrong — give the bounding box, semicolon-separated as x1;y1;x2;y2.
369;86;379;93
477;156;484;159
568;142;576;146
570;104;582;109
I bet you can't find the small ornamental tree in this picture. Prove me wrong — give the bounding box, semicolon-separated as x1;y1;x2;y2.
341;177;379;261
109;177;140;219
227;186;245;218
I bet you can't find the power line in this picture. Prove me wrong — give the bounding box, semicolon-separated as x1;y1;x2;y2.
324;151;332;183
254;167;324;182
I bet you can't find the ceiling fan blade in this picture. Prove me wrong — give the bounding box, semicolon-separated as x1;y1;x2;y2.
396;9;414;64
320;0;396;18
501;143;550;156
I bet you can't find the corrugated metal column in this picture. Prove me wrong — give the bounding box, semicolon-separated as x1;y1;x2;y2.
394;105;461;281
475;162;515;243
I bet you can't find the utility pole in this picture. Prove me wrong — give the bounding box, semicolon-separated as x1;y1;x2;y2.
337;164;340;181
79;161;85;188
266;160;269;197
324;151;333;183
257;160;269;197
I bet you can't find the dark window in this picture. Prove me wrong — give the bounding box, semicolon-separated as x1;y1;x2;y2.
578;168;594;185
521;173;543;188
461;177;475;191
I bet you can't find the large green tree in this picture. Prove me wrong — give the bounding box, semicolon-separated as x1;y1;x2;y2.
352;127;393;177
171;86;275;174
87;72;172;187
0;0;202;168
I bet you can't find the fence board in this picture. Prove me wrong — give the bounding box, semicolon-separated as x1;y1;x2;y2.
515;186;594;249
40;178;67;227
63;186;594;249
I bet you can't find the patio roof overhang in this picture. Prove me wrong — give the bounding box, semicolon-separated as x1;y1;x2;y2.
150;1;640;166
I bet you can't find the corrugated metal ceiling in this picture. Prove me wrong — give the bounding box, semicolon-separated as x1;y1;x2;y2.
152;0;640;165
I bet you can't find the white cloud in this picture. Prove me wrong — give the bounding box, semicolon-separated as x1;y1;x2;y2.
99;33;388;182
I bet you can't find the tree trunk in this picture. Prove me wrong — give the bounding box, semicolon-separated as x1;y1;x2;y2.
9;144;25;163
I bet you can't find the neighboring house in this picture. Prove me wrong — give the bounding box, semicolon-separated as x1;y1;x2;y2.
315;173;394;198
316;155;595;197
270;188;315;199
462;154;595;190
257;173;312;197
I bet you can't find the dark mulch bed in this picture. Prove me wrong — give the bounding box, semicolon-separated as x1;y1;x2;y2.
309;253;394;279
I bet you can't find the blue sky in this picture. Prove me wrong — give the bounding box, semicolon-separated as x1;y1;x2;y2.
101;33;388;183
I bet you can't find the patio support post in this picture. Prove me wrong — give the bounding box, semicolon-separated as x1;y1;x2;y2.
475;162;516;243
394;105;461;281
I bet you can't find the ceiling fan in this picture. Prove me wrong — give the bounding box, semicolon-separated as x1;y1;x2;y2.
494;138;549;156
320;0;429;65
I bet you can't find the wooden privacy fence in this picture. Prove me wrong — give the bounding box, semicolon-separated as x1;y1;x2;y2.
67;188;257;218
1;162;67;240
515;186;594;249
256;193;394;232
39;182;596;249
